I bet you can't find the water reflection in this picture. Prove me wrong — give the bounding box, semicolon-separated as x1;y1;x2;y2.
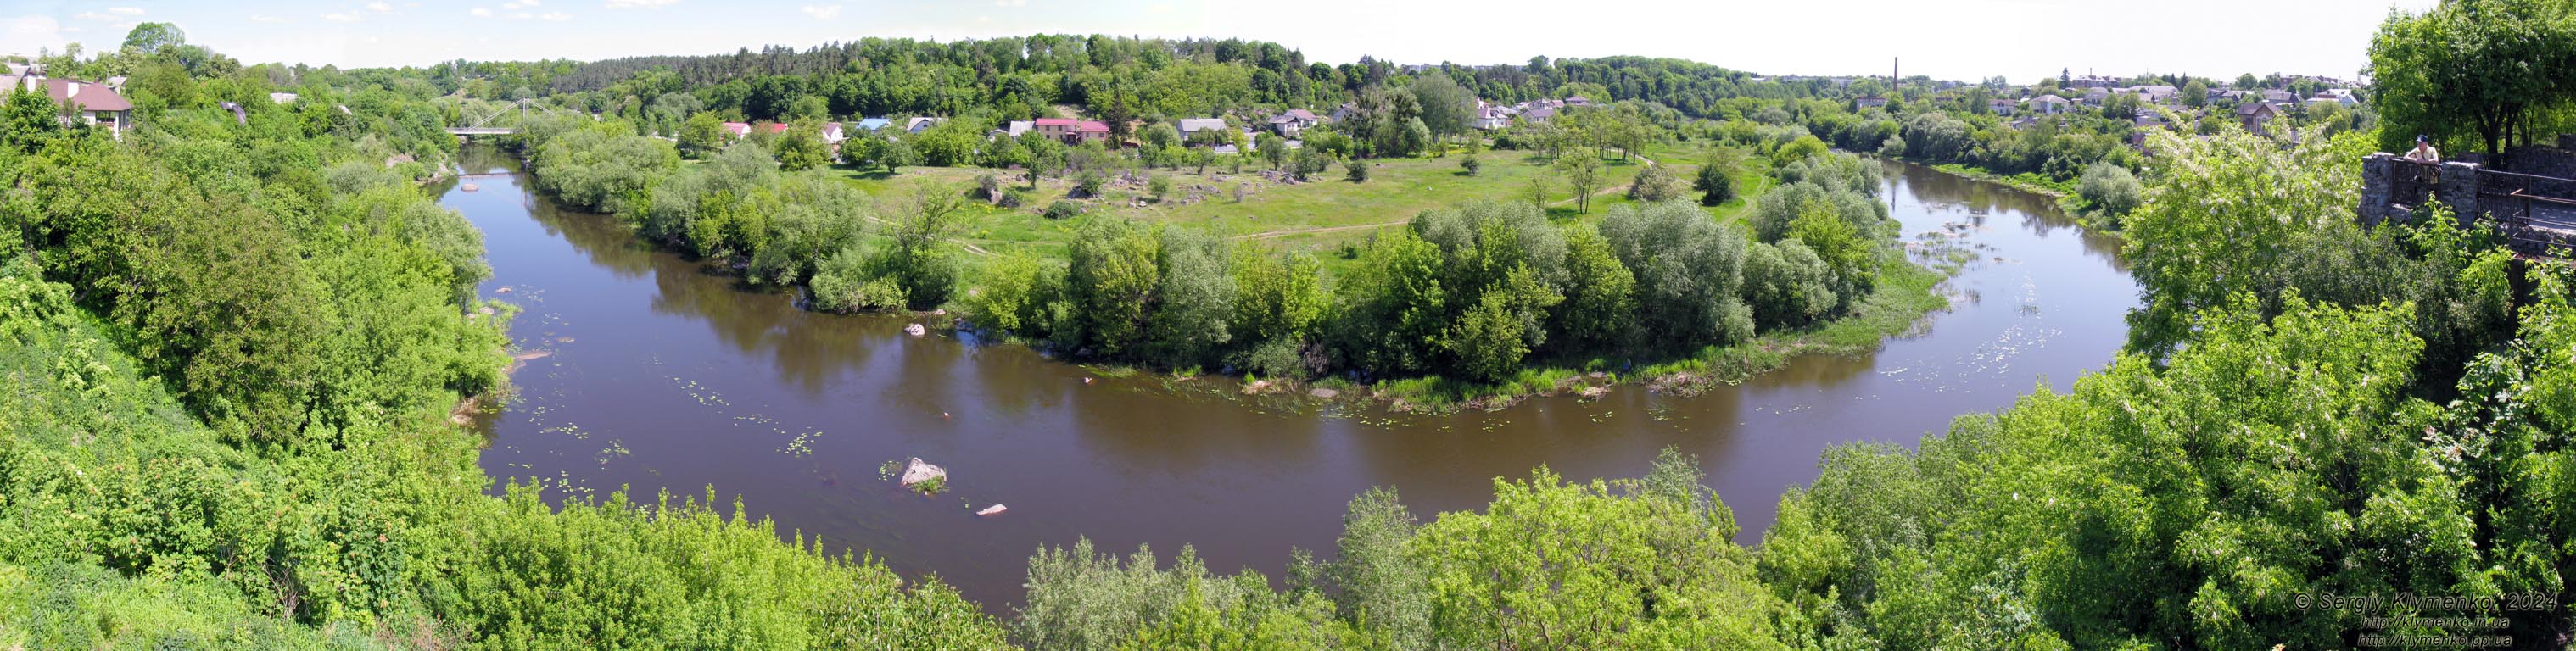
455;147;2142;612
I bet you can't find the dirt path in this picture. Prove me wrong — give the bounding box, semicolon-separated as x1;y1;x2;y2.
1231;220;1411;241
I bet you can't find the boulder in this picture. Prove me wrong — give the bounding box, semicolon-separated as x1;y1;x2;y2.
905;323;927;337
899;458;946;487
1308;387;1340;399
976;504;1008;516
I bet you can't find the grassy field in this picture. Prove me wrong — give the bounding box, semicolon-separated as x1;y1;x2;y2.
828;138;1770;270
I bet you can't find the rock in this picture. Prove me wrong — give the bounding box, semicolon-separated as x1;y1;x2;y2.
977;504;1008;516
1307;387;1340;399
1241;379;1271;395
905;323;927;337
461;183;480;192
477;306;497;317
1579;386;1610;399
899;458;946;487
495;286;513;293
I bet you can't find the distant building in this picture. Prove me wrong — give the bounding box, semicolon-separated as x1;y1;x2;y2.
4;75;132;137
853;117;891;132
1177;118;1230;142
269;92;299;105
720;121;752;137
1854;96;1888;108
992;120;1034;140
904;116;944;134
1988;98;2016;115
2236;103;2281;136
2028;94;2072;114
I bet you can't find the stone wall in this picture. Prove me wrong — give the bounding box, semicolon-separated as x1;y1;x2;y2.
2359;153;2481;227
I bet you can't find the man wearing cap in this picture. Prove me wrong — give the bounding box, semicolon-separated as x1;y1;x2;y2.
2403;135;2442;164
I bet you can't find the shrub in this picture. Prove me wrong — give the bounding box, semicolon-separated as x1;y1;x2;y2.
1148;174;1172;202
1626;164;1687;203
997;187;1029;209
1741;240;1840;328
1696;162;1736;206
1875;135;1907;158
1073;169;1105;198
807;245;908;312
1043;199;1084;220
1345;159;1370;183
2076;160;2144;221
1461;156;1481;176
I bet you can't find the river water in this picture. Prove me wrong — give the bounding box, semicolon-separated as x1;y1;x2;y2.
440;146;2136;611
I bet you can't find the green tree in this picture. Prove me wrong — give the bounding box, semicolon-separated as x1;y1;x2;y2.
1065;219;1163;358
120;22;186;54
1559;150;1603;214
2369;0;2576;154
773;125;829;171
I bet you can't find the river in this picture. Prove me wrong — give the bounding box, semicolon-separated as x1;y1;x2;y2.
439;145;2137;612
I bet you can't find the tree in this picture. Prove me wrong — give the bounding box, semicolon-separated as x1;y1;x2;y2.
1345;159;1369;183
1065;219;1162;358
679;114;730;160
1410;72;1477;137
1148;174;1172;202
1600;202;1754;347
121;22;186;55
1625;163;1686;203
1256;132;1288;170
773;125;829;171
1695;159;1737;206
1559;151;1603;214
1460;156;1480;176
2369;0;2576;154
1522;175;1551;209
2181;79;2209;108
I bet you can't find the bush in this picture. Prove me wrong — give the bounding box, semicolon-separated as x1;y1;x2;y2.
1626;164;1687;203
1461;156;1482;176
2076;160;2144;222
1741;240;1840;328
1043;199;1084;220
1148;174;1172;202
1696;162;1736;206
1345;159;1370;183
1073;169;1105;198
807;245;908;312
997;186;1029;209
1876;135;1907;158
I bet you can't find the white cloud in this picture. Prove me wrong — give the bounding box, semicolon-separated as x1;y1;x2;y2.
501;2;520;9
601;0;678;8
799;4;841;19
522;0;541;6
539;11;571;20
72;11;121;21
367;1;394;12
470;7;492;16
106;7;143;15
321;12;362;22
509;11;533;19
994;0;1026;6
249;14;289;23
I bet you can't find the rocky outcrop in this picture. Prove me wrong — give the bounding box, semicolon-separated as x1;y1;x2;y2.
899;457;946;487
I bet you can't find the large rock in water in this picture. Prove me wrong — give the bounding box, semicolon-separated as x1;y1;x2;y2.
899;457;946;487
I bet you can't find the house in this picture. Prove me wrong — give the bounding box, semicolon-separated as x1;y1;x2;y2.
2260;89;2295;105
1988;98;2016;115
6;76;133;136
853;117;891;132
2126;85;2179;104
1564;96;1593;108
2315;88;2360;107
904;116;944;134
1854;96;1888;108
2028;94;2072;114
2007;116;2040;130
1520;105;1557;124
1074;120;1109;145
1034;118;1082;142
1266;109;1322;137
1328;102;1358;123
821;122;847;145
992;120;1035;140
2205;86;2232;103
268;92;299;105
1474;103;1514;130
720;121;752;137
1177;118;1230;142
2236;103;2280;136
763;123;791;135
2081;87;2110;106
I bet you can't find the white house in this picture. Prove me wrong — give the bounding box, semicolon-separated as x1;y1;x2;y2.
2028;94;2072;114
6;75;133;137
1177;118;1229;142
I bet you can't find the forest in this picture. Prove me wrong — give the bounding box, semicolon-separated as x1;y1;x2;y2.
8;4;2576;648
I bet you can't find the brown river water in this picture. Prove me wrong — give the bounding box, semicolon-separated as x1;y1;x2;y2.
442;146;2135;612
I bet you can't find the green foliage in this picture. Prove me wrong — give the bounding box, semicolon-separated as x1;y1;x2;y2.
1695;155;1738;205
1344;158;1369;183
2073;159;2143;224
1741;240;1839;329
962;252;1063;335
1625;162;1687;203
2370;0;2576;154
1064;218;1164;358
1043;199;1084;220
1600;201;1754;348
1459;155;1480;176
677;111;728;159
772;125;829;171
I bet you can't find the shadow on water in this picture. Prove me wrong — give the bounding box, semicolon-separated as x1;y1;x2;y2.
450;145;2142;614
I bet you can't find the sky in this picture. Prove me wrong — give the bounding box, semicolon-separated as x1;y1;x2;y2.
4;0;2439;83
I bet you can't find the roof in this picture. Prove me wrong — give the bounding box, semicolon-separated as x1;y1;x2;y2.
1177;118;1228;132
269;92;299;104
764;123;790;133
36;78;131;112
1034;118;1078;126
721;121;752;136
2031;94;2070;103
855;118;891;130
1284;108;1319;121
1075;120;1109;133
2235;103;2276;116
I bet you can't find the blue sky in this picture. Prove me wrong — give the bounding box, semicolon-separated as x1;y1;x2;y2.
6;0;2435;82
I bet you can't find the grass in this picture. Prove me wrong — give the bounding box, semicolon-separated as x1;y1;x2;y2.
830;138;1771;271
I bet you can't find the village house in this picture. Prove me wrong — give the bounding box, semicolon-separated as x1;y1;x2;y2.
1988;98;2016;115
1177;117;1230;142
1031;118;1109;145
2314;88;2360;107
1474;102;1515;130
5;75;134;137
1855;96;1888;108
904;116;944;134
2028;94;2072;114
852;117;891;132
992;120;1033;141
2081;87;2110;106
269;92;299;105
720;121;752;137
1266;108;1322;137
1564;96;1593;108
820;122;846;145
2126;85;2179;104
1519;104;1557;124
2236;102;2280;136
